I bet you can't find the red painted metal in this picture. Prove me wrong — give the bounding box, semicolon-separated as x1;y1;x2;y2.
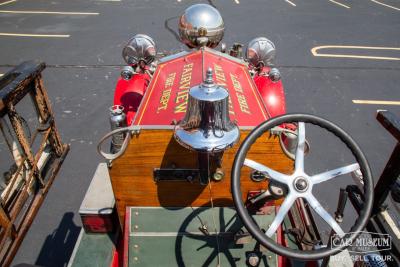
113;73;150;125
81;214;114;233
253;67;286;118
133;49;270;127
113;52;287;127
276;206;294;267
110;249;119;267
110;231;123;267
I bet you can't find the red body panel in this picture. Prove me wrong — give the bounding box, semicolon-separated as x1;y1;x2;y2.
113;73;150;125
133;49;270;127
113;51;286;126
253;67;286;118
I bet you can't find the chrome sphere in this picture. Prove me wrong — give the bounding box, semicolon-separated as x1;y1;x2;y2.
246;37;276;67
179;4;224;48
122;34;156;65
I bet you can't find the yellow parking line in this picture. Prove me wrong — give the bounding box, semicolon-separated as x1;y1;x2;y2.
0;10;99;15
0;33;70;37
285;0;296;7
0;0;16;6
311;45;400;61
353;100;400;105
370;0;400;11
328;0;350;9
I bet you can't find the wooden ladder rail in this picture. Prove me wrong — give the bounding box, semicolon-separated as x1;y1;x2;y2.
0;61;70;267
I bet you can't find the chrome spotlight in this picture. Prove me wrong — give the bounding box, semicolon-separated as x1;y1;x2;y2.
246;37;276;67
179;4;225;48
122;34;156;65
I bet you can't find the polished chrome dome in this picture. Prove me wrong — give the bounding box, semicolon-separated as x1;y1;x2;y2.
246;37;276;67
179;4;224;48
122;34;156;65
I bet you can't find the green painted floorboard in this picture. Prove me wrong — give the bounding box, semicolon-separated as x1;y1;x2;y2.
69;230;116;267
128;207;277;267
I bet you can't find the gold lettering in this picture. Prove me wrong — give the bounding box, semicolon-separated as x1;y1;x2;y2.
176;93;188;103
182;63;194;74
175;101;187;113
157;89;171;112
165;72;176;87
214;64;227;86
157;72;176;112
180;74;191;84
174;63;194;113
230;73;243;93
236;92;251;114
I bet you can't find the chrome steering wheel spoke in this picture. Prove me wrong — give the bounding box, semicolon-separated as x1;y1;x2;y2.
305;194;345;237
266;193;296;237
312;163;360;184
294;122;306;173
244;158;290;185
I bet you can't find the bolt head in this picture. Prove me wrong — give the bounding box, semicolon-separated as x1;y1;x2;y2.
248;253;260;266
294;177;309;192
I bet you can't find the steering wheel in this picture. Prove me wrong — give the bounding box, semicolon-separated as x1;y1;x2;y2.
231;113;373;260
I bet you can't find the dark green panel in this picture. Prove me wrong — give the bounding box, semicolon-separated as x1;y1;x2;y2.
130;207;273;235
129;235;277;267
70;230;116;267
128;207;278;267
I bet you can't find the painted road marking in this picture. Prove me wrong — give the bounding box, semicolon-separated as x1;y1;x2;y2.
370;0;400;11
0;0;16;6
0;33;70;37
311;45;400;61
353;100;400;105
0;10;99;15
285;0;296;7
328;0;350;9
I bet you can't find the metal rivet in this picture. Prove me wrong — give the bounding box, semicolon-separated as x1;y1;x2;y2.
134;225;139;230
268;255;272;260
135;211;139;216
134;244;139;249
213;168;224;181
134;257;138;261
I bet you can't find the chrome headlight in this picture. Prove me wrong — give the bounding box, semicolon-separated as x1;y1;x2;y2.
179;4;224;48
246;37;276;67
122;34;156;65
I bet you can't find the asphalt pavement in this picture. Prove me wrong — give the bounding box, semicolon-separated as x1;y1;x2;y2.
0;0;399;266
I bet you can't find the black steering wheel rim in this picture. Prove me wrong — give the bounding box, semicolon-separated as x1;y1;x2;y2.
231;113;373;260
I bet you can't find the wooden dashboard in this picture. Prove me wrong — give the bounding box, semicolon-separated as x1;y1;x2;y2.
109;129;293;225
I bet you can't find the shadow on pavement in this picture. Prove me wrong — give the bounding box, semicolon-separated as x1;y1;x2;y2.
35;212;81;267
